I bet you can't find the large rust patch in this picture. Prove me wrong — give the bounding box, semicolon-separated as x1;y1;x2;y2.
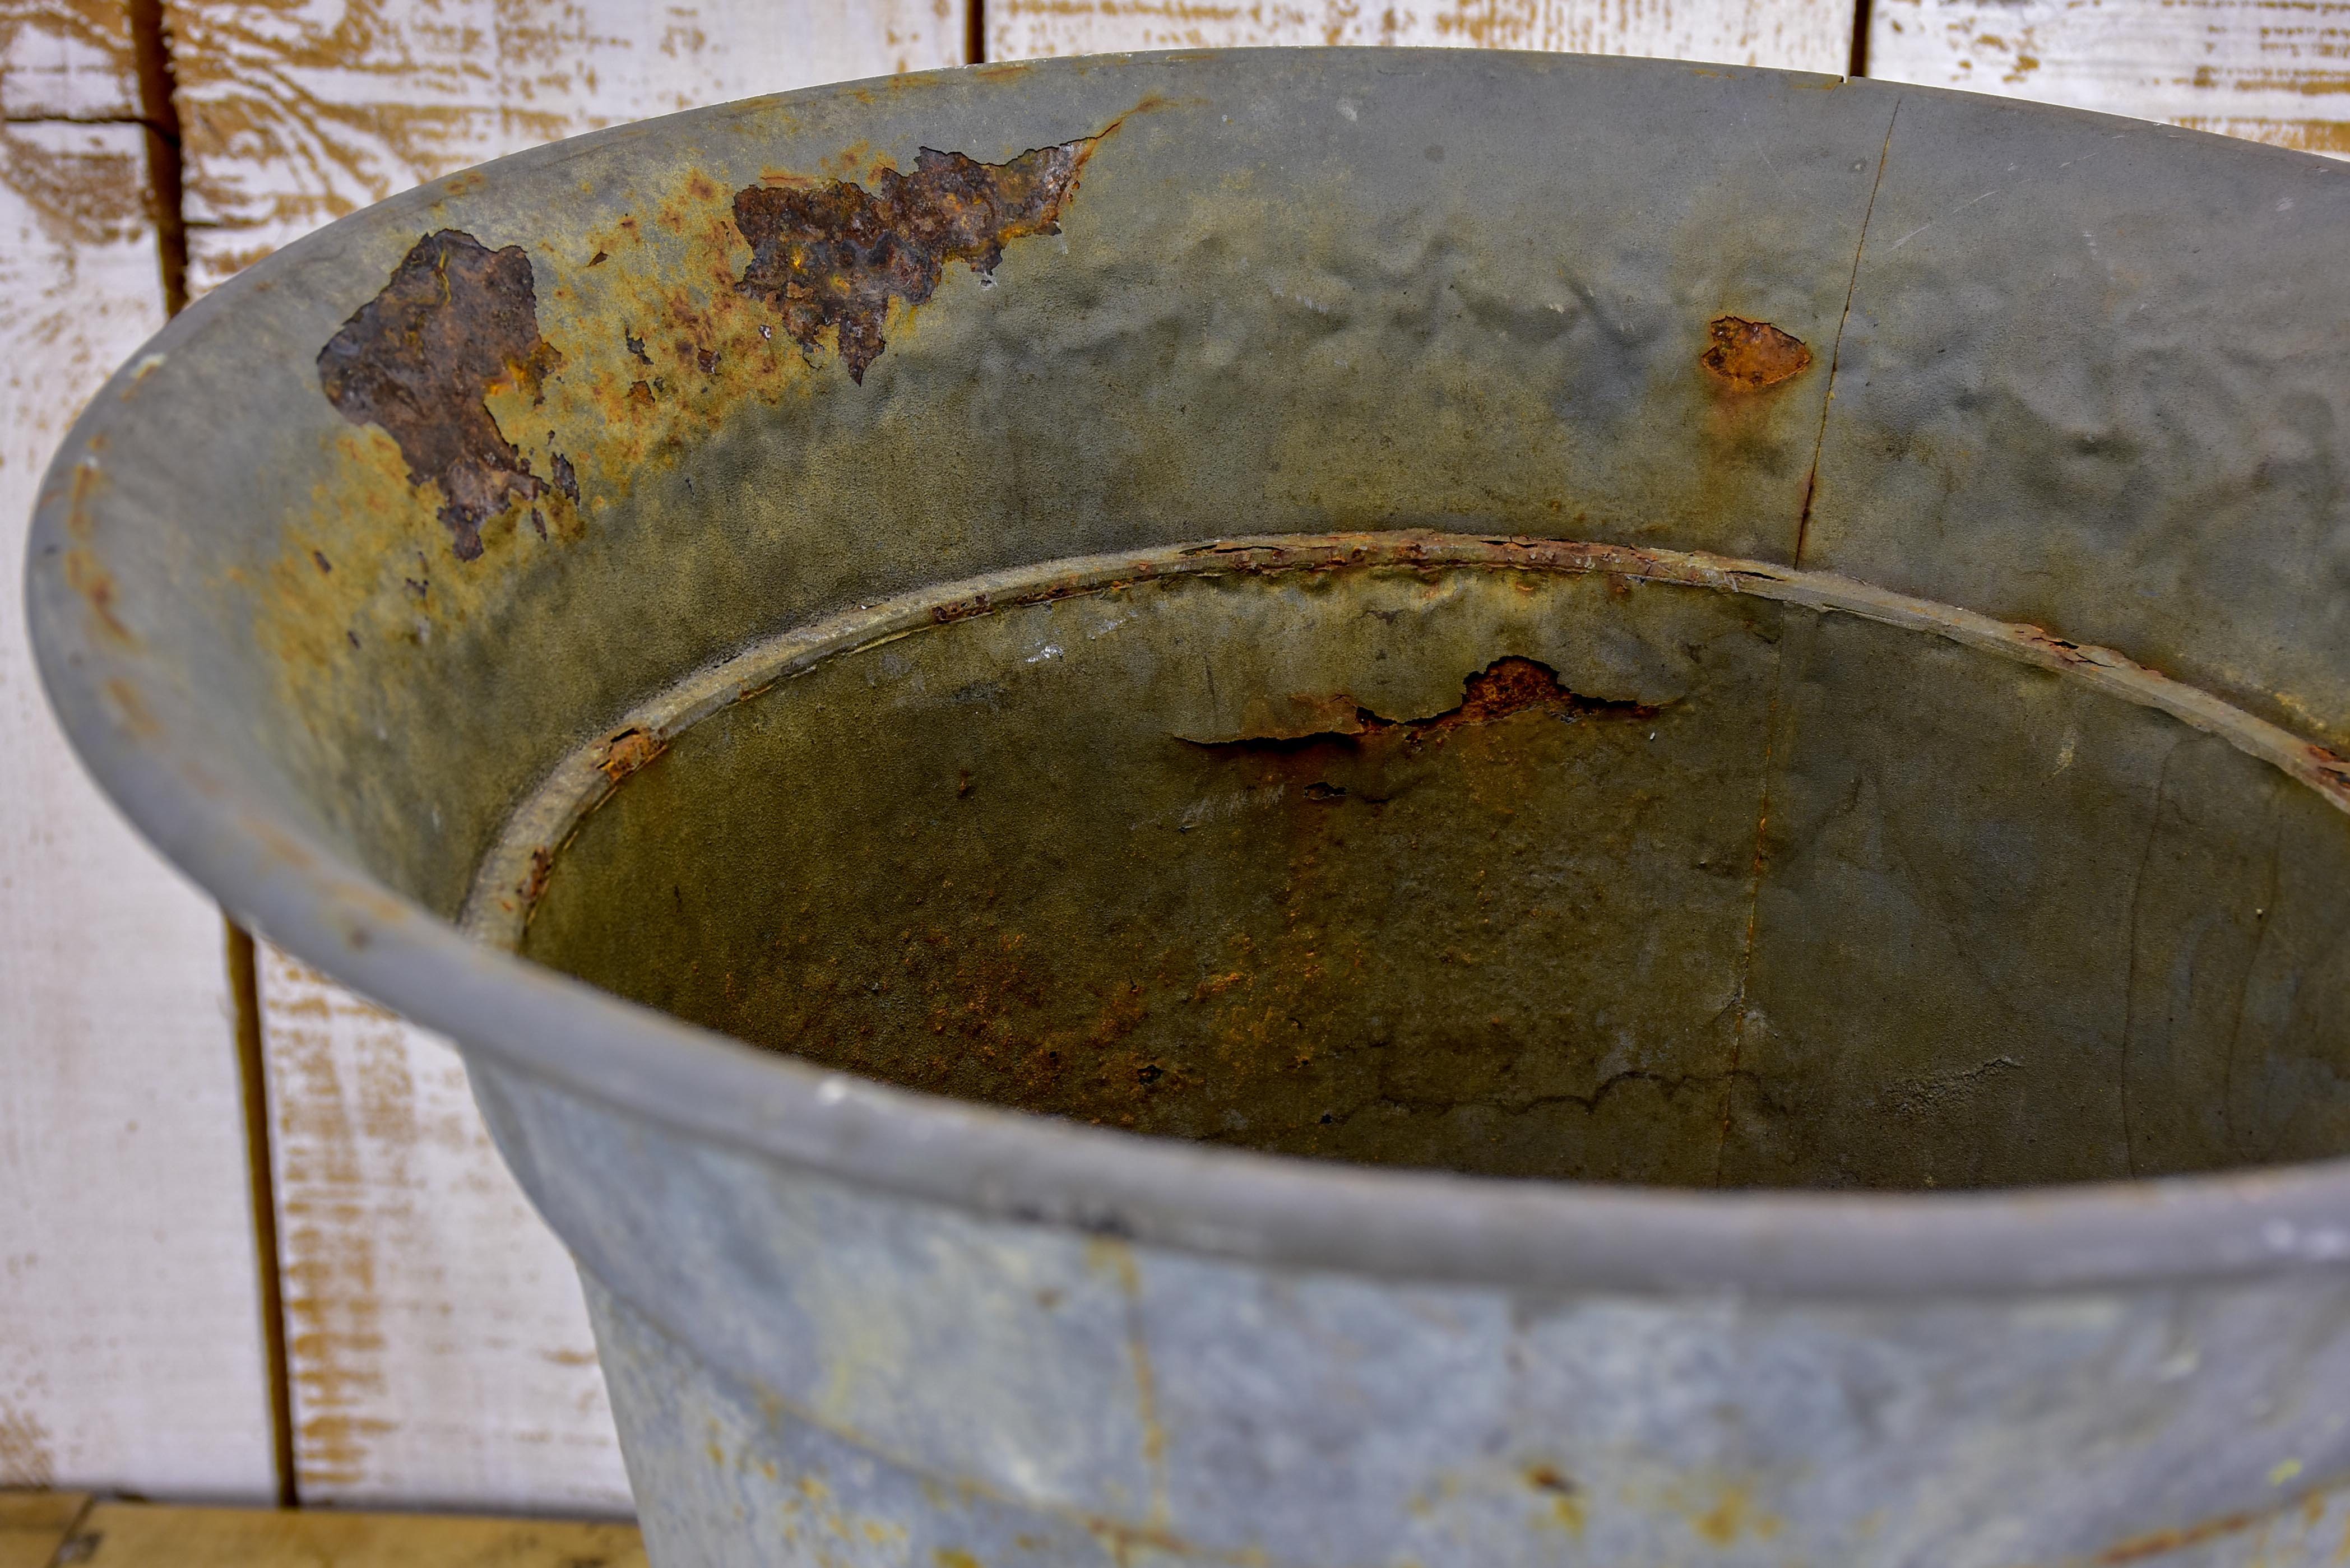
733;141;1094;383
1700;316;1813;391
317;229;565;560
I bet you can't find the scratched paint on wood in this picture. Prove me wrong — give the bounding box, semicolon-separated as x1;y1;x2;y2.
0;0;138;117
1870;0;2350;157
988;0;1853;73
0;44;278;1493
165;0;968;296
259;945;629;1512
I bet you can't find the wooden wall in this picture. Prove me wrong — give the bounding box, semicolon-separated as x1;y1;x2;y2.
1;0;275;1502
3;0;2346;1513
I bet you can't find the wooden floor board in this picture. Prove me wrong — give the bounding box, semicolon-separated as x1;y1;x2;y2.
0;1492;91;1568
9;1499;644;1568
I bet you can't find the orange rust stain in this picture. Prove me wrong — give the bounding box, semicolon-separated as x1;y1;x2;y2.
2091;1507;2266;1565
1690;1483;1777;1547
62;549;134;645
1700;316;1813;391
521;845;555;907
1090;1240;1172;1527
64;454;104;539
935;1552;984;1568
1527;1465;1586;1535
262;96;1153;726
599;726;669;782
104;677;159;738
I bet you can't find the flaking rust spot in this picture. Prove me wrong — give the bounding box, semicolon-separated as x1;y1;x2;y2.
598;726;668;782
1700;316;1813;390
317;230;574;560
1183;657;1659;750
732;137;1098;383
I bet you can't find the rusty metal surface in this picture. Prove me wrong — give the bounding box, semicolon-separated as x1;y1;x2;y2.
25;47;2350;1565
497;537;2350;1191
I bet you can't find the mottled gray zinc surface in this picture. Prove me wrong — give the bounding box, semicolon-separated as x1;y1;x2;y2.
24;48;2350;1566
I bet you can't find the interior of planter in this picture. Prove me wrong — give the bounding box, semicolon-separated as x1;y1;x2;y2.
503;545;2350;1190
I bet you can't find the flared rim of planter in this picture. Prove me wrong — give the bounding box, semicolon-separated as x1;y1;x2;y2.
41;617;2350;1301
29;51;2350;1301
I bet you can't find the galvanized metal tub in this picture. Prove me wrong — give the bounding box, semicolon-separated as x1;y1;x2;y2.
29;48;2350;1566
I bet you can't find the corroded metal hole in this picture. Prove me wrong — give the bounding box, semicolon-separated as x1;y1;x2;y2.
474;534;2350;1192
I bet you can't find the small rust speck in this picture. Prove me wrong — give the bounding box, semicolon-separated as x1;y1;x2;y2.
587;249;610;266
316;230;566;559
1527;1464;1577;1495
697;347;721;373
625;328;651;365
599;727;668;782
1700;315;1813;390
312;549;332;573
531;508;547;540
628;381;655;407
733;137;1098;382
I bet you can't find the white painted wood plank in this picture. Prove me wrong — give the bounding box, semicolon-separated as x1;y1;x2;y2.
258;947;629;1514
173;4;966;1506
0;0;141;118
988;0;1853;74
1869;0;2350;157
166;0;971;296
0;113;277;1499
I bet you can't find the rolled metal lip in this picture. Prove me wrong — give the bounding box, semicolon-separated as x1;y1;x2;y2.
27;59;2350;1306
36;518;2350;1301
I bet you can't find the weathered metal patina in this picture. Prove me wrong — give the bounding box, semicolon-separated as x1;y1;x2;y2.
27;49;2350;1567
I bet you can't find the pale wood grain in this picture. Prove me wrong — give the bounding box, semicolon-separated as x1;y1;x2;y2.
65;1500;645;1567
988;0;1853;73
0;0;139;118
0;98;278;1500
1870;0;2350;157
166;0;970;295
257;947;629;1514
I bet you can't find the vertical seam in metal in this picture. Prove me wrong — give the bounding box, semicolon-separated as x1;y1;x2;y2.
225;922;299;1509
124;0;188;317
1792;96;1898;569
1727;101;1899;1182
1848;0;1874;81
966;0;986;66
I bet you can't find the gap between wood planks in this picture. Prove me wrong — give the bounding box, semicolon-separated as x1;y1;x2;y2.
118;0;288;1503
